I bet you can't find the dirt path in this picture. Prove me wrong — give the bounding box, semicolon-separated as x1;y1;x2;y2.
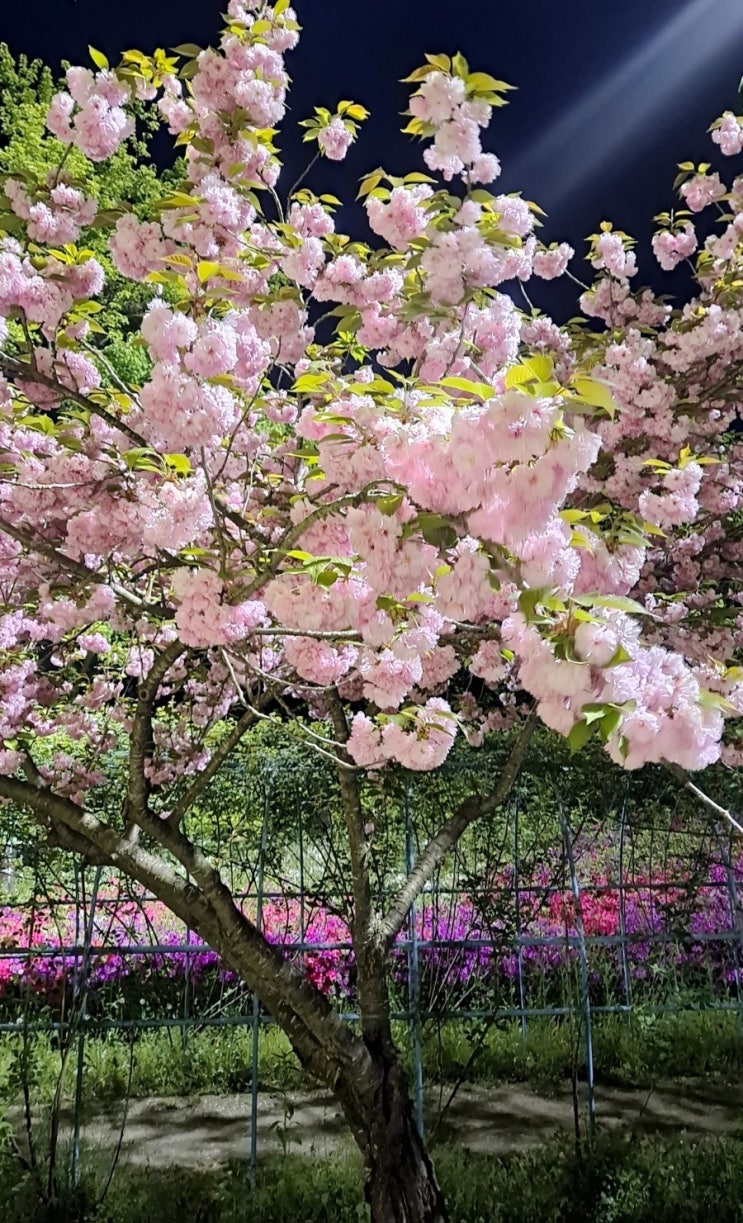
47;1081;743;1167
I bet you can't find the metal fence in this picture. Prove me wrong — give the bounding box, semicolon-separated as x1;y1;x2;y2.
1;762;742;1183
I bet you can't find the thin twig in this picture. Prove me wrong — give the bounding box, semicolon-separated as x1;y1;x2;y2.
665;764;743;837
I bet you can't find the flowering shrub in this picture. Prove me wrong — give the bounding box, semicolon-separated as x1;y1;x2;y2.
0;891;355;1014
2;849;742;1018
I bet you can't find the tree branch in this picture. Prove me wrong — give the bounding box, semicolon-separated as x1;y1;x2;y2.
165;697;271;827
665;764;743;836
326;692;374;939
124;640;185;832
233;481;401;603
0;773;375;1127
326;691;392;1049
0;517;147;613
0;356;149;448
378;715;537;949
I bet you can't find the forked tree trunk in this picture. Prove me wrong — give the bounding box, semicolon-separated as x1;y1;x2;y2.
337;1049;449;1223
0;715;543;1223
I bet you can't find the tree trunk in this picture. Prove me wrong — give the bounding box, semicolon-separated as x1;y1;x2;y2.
337;1049;449;1223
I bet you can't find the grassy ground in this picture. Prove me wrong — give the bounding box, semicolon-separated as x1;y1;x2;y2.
2;1010;743;1108
4;1134;743;1222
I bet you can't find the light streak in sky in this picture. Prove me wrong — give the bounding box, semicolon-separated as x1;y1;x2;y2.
509;0;743;209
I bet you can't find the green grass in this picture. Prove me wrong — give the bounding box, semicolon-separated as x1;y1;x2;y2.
0;1025;305;1105
417;1010;743;1090
2;1010;743;1111
4;1135;743;1222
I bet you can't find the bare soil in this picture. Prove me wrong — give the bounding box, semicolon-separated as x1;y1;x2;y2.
40;1080;743;1167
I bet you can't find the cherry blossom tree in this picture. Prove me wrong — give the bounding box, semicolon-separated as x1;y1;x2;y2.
0;2;742;1218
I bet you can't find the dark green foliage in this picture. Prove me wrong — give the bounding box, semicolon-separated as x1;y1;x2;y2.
0;43;188;391
4;1010;743;1110
3;1135;743;1221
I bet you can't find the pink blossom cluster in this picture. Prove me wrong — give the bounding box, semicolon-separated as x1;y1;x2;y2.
346;699;457;771
366;185;434;251
4;180;97;245
0;7;741;807
651;223;697;272
680;171;726;212
317;117;354;162
171;568;267;648
46;66;134;161
591;232;637;280
0;241;104;336
409;70;500;183
712;112;743;157
638;461;703;529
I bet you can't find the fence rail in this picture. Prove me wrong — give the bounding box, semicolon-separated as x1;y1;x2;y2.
1;769;743;1183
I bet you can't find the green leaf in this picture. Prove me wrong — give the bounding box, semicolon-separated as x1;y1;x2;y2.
452;51;470;80
571;378;620;417
293;373;332;394
400;65;436;84
376;594;400;612
591;594;651;616
467;72;515;93
123;448;164;473
567;718;596;754
170;43;203;57
164;453;191;475
699;689;739;714
416;513;458;550
519;586;551;621
439;376;492;400
504;355;554;389
88;46;110;72
424;53;452;72
0;213;23;235
604;643;633;667
377;494;404;516
571;593;650;617
197;261;220;283
598;705;624;742
17;415;55;436
362;377;396;395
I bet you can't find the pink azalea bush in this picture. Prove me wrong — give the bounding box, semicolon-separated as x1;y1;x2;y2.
2;846;742;1016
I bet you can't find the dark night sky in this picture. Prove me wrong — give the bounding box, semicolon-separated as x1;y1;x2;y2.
3;0;743;312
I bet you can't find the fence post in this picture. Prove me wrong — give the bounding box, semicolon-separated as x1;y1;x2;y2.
559;806;596;1142
513;797;528;1035
249;772;272;1190
711;821;743;1025
404;785;424;1138
71;864;103;1190
617;800;633;1025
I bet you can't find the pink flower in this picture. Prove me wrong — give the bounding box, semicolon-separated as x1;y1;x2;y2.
366;185;433;251
317;117;353;161
680;172;726;212
712;112;743;157
532;243;574;281
652;223;697;271
592;232;637;279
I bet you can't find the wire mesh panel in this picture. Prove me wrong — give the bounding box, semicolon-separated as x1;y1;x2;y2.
1;745;742;1178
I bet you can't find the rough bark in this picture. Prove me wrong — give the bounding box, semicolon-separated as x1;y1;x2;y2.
335;1049;448;1223
0;679;539;1220
326;696;450;1220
